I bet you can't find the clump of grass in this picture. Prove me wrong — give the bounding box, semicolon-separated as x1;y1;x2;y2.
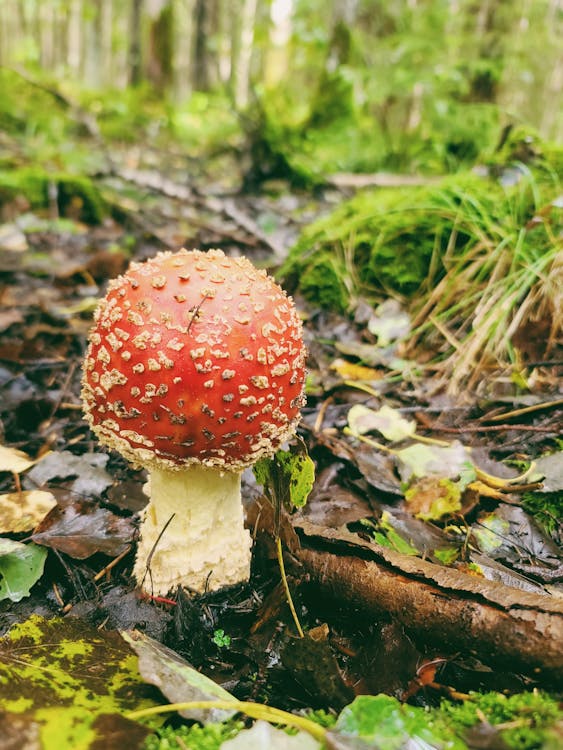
286;163;561;395
408;168;561;393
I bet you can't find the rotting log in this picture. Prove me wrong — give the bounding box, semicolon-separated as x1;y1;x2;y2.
293;520;563;684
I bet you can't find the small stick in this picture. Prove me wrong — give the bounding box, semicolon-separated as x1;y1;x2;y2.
93;545;132;582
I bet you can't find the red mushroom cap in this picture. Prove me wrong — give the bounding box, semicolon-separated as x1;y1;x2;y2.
81;249;306;471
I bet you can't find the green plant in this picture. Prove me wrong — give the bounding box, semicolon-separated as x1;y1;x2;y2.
212;629;231;649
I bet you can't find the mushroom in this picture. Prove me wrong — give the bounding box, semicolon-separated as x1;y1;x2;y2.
81;248;306;596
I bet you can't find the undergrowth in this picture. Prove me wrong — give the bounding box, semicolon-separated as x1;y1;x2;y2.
285;159;561;394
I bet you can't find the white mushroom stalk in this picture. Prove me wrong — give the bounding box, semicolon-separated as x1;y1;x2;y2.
81;249;306;595
134;466;250;595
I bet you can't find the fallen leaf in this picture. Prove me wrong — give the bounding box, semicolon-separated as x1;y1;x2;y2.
221;720;321;750
31;499;134;558
0;539;47;602
0;489;57;533
121;629;237;723
348;404;416;442
330;358;382;382
25;450;113;497
0;615;155;749
405;477;462;521
0;308;25;333
367;298;411;346
534;451;563;492
0;444;37;474
395;441;471;482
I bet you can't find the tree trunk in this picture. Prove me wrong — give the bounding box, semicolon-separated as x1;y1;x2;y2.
230;0;258;109
192;0;210;91
147;0;174;91
129;0;144;86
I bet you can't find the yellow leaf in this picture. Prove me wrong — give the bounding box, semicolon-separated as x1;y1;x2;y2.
0;490;58;533
0;445;36;474
330;358;381;381
466;480;505;500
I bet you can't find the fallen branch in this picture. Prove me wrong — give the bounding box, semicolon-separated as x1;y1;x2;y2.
294;520;563;683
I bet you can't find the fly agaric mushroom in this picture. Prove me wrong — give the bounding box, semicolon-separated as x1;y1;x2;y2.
81;248;306;595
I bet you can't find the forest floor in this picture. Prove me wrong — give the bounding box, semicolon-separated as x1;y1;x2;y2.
0;140;561;747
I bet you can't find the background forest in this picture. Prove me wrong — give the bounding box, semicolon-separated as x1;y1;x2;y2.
1;0;562;175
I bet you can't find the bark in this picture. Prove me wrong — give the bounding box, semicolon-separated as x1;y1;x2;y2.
294;520;563;683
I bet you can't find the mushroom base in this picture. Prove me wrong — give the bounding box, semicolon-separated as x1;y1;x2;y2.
133;465;252;596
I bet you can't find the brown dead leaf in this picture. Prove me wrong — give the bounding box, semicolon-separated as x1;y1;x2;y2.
31;499;135;558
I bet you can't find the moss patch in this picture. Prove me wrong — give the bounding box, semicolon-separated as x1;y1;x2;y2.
0;167;105;224
284;162;560;312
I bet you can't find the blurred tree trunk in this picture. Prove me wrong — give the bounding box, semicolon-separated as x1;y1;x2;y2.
230;0;258;109
308;0;358;127
129;0;144;86
68;0;83;75
192;0;212;91
147;0;174;91
264;0;294;88
83;2;103;87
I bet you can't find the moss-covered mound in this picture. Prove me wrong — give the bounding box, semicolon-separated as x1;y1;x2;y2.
0;167;105;224
283;164;560;313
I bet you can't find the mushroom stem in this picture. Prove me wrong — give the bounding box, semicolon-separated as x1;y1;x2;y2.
133;465;252;596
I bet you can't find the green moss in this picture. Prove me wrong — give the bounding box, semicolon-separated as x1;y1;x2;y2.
298;254;351;312
438;691;562;750
335;692;561;750
285;162;561;312
0;167;105;224
522;492;562;543
284;170;506;304
143;720;244;750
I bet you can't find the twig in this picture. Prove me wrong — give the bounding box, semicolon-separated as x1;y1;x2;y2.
484;398;563;422
93;545;132;582
276;537;304;638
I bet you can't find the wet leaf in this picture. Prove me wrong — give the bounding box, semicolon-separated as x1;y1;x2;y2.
472;505;562;582
31;499;134;558
221;720;321;749
395;441;471;482
121;629;237;723
280;633;355;711
0;615;155;749
25;450;113;497
354;445;403;496
472;514;510;553
360;514;419;555
0;539;47;602
0;489;57;533
348;404;416;442
405;477;462;521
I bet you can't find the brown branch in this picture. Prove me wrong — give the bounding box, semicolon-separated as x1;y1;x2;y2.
294;521;563;683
